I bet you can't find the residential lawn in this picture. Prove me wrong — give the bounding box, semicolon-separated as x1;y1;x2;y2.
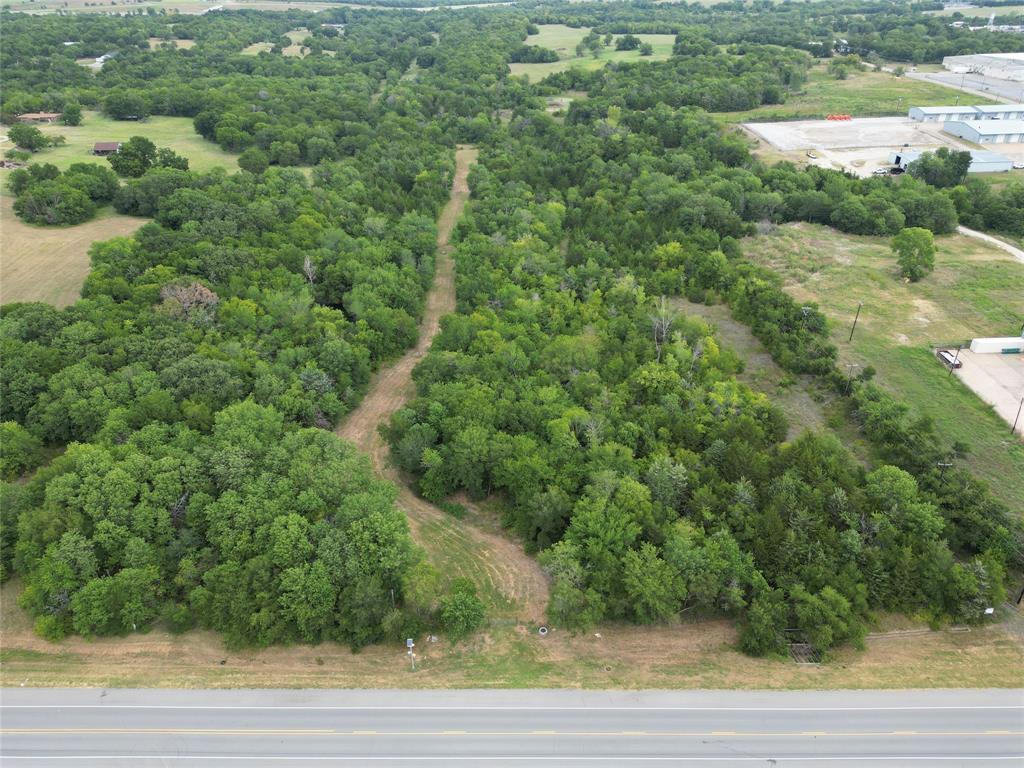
8;111;238;173
744;223;1024;513
716;64;998;123
509;25;675;82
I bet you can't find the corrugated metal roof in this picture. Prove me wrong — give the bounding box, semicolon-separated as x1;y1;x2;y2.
911;106;978;114
946;119;1024;135
972;104;1024;113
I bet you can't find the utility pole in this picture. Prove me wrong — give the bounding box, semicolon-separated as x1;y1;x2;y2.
848;301;863;343
948;345;961;377
845;363;859;395
407;638;416;671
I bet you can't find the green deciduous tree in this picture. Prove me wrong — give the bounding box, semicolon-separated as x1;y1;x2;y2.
891;227;936;281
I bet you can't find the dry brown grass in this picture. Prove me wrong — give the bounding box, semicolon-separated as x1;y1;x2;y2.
148;37;196;50
2;577;1020;689
0;197;142;307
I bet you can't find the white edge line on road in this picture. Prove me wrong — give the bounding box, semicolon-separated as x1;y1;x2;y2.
4;708;1019;716
4;757;1024;762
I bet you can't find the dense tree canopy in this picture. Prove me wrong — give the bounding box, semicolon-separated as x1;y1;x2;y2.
1;1;1019;656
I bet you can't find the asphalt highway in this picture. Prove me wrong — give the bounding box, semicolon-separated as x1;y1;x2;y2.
1;688;1021;766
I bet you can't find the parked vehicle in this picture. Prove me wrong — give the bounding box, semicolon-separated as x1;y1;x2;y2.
806;151;817;158
936;348;962;369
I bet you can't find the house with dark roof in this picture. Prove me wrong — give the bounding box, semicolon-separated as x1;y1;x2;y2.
93;142;122;156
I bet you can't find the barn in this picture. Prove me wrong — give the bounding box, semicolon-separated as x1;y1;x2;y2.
943;119;1024;144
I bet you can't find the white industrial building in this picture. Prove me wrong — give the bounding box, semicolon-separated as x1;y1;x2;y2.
942;53;1024;83
972;104;1024;120
888;148;1014;173
943;119;1024;143
970;337;1024;354
908;105;981;122
909;104;1024;122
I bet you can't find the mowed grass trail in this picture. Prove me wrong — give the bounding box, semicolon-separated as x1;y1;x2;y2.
336;146;549;624
718;65;997;123
16;111;238;172
0;197;142;307
745;223;1024;512
509;25;676;82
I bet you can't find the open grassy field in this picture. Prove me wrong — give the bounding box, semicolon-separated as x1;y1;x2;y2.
717;65;997;123
0;197;142;307
2;111;238;173
508;25;676;82
744;222;1024;512
283;27;311;57
241;41;275;55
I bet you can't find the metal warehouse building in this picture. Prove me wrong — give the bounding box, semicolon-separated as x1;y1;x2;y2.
942;53;1024;82
908;105;980;122
972;104;1024;121
943;119;1024;143
888;149;1014;173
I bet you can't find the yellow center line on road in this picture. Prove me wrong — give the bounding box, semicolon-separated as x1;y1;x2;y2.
3;729;1021;738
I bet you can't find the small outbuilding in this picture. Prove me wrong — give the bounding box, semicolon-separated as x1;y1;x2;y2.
943;119;1024;144
92;142;122;156
970;337;1024;354
16;112;62;124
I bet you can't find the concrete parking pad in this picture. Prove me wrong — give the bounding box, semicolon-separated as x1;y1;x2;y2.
743;116;955;151
952;349;1024;436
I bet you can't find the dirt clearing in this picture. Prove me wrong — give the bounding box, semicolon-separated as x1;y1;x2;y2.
336;146;550;624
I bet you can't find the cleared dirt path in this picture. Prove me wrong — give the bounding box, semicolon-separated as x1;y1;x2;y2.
957;225;1024;266
337;146;549;623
